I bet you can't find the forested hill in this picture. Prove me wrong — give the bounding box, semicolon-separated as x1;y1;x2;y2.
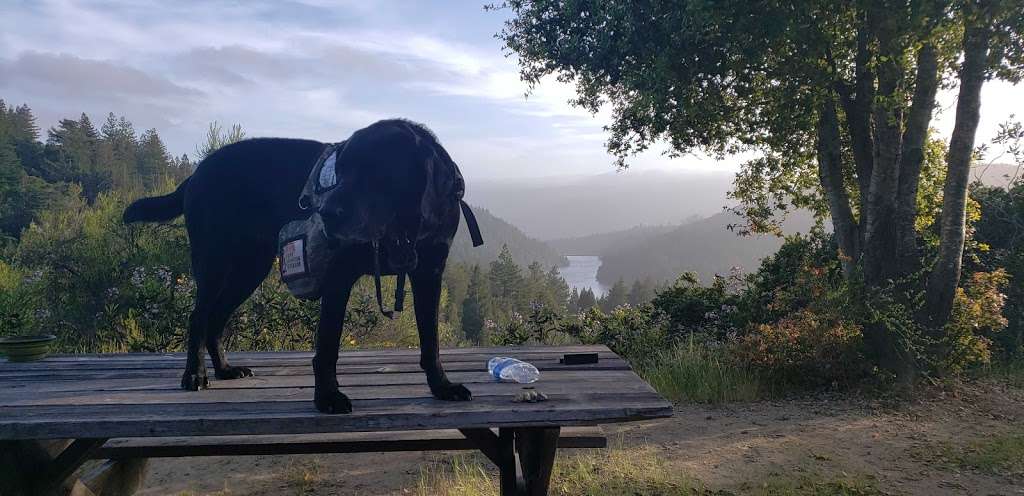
449;206;567;269
548;224;680;255
595;210;817;285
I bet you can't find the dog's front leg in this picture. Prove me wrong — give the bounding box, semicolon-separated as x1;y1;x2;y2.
411;246;472;401
313;271;358;414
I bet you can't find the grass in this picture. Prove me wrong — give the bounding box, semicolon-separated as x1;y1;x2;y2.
983;358;1024;388
280;457;324;494
638;339;764;404
926;430;1024;476
742;473;889;496
416;446;892;496
416;445;704;496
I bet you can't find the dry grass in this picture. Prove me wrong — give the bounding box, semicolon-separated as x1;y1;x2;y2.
416;445;702;496
280;457;324;494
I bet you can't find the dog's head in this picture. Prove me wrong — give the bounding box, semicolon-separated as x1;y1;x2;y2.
304;120;460;272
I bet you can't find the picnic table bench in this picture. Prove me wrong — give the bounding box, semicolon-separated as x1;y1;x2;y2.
0;345;672;495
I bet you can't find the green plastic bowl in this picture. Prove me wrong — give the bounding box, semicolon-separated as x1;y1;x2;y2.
0;334;57;362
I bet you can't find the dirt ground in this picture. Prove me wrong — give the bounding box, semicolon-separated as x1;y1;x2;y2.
139;381;1024;496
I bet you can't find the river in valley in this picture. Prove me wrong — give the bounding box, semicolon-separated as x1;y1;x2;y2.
557;255;610;298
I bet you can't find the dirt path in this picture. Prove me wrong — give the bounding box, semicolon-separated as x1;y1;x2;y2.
140;381;1023;495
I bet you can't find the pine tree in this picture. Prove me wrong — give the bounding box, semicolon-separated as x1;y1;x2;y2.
136;128;171;190
567;287;581;313
46;118;94;182
195;121;246;161
172;153;193;181
100;113;139;191
10;104;39;142
462;265;489;344
524;261;548;308
545;266;570;312
488;244;523;311
601;278;629;311
628;278;657;305
577;287;597;311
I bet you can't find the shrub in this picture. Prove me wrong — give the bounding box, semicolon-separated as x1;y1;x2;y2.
941;269;1010;374
731;309;868;388
0;259;37;337
651;272;740;339
559;305;669;366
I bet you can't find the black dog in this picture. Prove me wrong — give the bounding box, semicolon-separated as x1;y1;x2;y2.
124;119;478;414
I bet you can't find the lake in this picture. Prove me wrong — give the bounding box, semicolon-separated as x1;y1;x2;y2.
557;255;610;298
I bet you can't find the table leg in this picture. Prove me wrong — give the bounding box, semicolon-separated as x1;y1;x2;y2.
0;438;107;495
461;427;561;496
497;428;520;495
514;427;560;496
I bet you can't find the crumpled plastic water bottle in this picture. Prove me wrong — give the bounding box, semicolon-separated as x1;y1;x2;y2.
487;356;540;384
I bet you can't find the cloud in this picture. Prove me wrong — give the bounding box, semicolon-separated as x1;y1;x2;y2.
0;0;709;177
0;52;203;103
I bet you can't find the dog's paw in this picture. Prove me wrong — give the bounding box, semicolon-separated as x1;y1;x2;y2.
215;365;254;380
314;389;353;414
181;372;209;391
432;382;472;401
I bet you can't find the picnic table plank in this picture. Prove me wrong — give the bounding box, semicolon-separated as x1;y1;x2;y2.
0;349;621;372
0;371;655;406
0;345;611;364
0;357;630;380
0;393;668;440
0;368;636;394
95;426;606;459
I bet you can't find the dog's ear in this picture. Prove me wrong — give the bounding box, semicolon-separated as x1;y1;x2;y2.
417;135;464;226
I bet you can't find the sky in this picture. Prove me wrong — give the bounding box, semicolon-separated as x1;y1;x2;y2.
0;0;1020;181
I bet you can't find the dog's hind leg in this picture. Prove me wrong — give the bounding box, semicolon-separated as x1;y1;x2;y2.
313;265;361;414
183;258;224;391
183;303;211;390
205;249;273;381
410;244;472;401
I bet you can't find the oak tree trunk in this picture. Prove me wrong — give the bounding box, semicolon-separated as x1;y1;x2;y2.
894;43;940;270
861;8;905;286
924;22;992;327
816;96;859;277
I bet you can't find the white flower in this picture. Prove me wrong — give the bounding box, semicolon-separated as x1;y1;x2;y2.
130;267;146;287
155;267;173;287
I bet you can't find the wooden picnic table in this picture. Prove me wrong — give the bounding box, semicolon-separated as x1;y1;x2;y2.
0;344;672;495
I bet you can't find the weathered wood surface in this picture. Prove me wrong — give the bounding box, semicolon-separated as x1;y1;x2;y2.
0;345;671;441
96;426;605;459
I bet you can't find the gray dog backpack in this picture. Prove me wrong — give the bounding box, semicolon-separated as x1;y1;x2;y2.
277;140;483;316
277;143;341;300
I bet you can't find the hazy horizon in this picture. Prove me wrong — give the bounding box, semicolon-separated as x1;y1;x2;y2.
2;0;1021;182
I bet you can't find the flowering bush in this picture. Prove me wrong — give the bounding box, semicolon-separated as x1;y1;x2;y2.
731;309;867;388
941;269;1010;374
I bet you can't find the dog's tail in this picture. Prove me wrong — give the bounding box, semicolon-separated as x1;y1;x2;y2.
123;177;189;223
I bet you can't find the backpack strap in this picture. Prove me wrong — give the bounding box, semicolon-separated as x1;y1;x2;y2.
460;200;484;247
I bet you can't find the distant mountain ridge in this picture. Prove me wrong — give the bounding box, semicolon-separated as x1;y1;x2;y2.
549;223;681;255
595;210;818;285
449;205;567;269
464;170;735;240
